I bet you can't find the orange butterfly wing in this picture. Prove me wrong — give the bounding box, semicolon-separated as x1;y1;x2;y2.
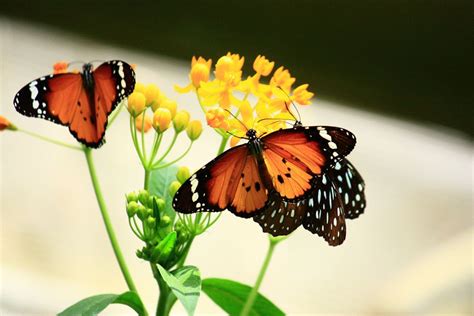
261;126;356;200
173;144;270;217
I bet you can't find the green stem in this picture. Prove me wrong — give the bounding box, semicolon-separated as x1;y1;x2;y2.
240;236;281;316
18;129;82;150
107;101;124;128
152;264;171;316
154;132;179;166
83;147;141;296
144;168;151;190
217;134;228;155
141;115;147;162
152;141;193;170
176;236;195;269
130;116;146;165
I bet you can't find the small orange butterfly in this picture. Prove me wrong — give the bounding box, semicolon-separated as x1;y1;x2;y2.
14;60;135;148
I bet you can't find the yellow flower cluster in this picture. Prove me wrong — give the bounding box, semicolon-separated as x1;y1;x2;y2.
127;83;202;139
175;53;314;145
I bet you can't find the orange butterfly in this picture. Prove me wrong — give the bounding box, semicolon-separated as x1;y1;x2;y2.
173;125;356;220
14;60;135;148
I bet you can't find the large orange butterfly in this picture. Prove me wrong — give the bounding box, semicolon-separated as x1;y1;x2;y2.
14;60;135;148
173;125;357;222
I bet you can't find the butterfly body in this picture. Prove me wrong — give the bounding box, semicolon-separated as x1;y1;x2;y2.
14;60;135;148
173;125;357;221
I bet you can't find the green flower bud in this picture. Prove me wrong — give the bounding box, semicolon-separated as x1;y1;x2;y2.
178;230;189;243
176;166;190;184
146;207;154;218
186;120;202;141
138;190;149;206
137;204;148;220
173;110;190;133
126;191;139;203
155;198;166;213
126;201;139;217
174;220;184;232
160;215;171;227
146;216;156;227
169;181;181;198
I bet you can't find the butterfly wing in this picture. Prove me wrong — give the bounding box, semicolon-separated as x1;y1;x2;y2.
328;159;366;219
173;144;270;217
14;73;82;126
253;194;307;235
261;126;356;200
302;174;346;246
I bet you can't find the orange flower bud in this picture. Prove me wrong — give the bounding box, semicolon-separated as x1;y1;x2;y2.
153;108;172;132
134;82;146;94
160;99;177;118
127;92;146;117
190;56;212;88
53;61;68;74
0;115;16;131
144;84;162;108
135;114;153;133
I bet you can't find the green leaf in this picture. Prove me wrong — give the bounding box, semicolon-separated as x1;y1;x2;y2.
151;231;177;263
149;164;179;221
201;278;285;316
157;264;201;315
58;291;145;316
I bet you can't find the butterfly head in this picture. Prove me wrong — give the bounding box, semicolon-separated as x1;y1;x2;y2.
82;63;94;74
246;128;258;140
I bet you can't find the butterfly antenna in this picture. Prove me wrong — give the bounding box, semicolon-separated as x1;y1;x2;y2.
224;109;248;131
226;130;248;139
278;87;302;124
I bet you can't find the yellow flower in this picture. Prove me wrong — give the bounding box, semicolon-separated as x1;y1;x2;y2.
144;84;162;108
270;66;295;92
153;108;172;132
160;99;177;118
291;84;314;105
253;55;274;76
173;110;190;133
191;56;212;88
127;92;146;117
0;115;16;131
135;114;153;133
175;56;212;93
186;120;203;141
134;82;146;94
215;52;244;85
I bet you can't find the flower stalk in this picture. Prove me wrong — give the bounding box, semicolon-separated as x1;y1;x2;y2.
83;147;139;294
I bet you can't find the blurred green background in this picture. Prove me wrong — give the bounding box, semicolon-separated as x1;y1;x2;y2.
2;0;472;135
